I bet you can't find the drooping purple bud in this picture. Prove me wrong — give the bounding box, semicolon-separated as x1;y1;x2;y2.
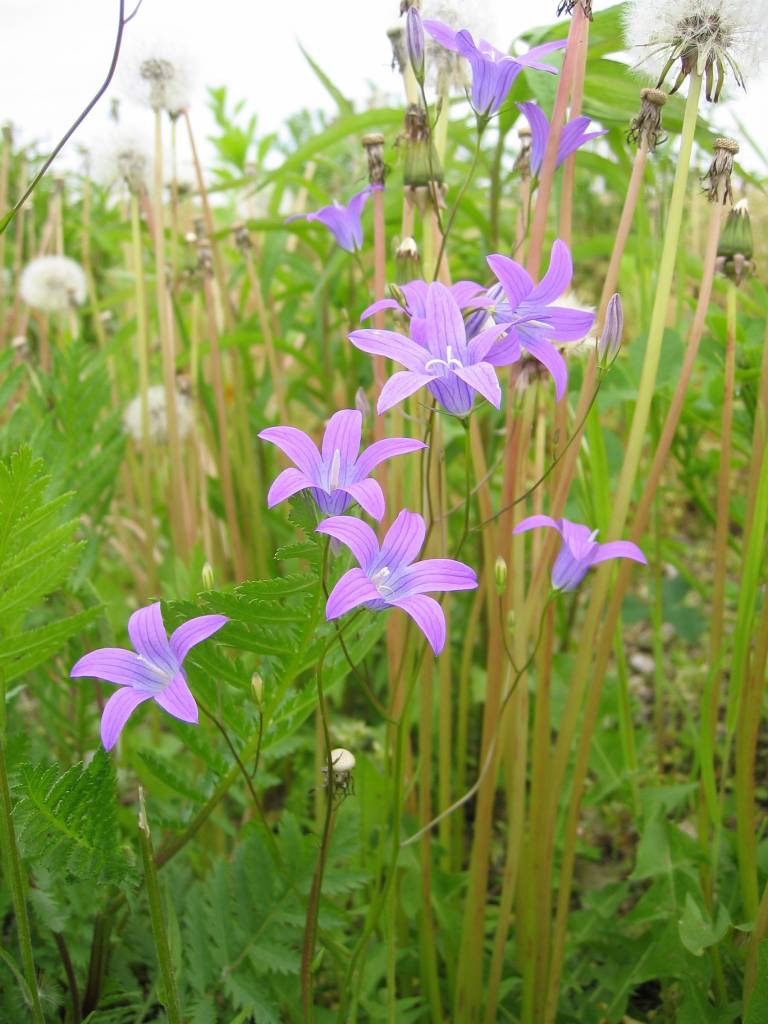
406;7;425;84
598;293;623;364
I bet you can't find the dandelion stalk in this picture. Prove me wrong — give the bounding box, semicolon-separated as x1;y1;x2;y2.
137;790;183;1024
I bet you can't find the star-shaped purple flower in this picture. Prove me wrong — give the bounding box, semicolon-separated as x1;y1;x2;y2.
70;603;229;750
259;409;425;520
287;185;381;253
486;240;595;401
424;19;565;116
514;515;646;591
518;100;607;176
317;509;477;654
349;281;509;416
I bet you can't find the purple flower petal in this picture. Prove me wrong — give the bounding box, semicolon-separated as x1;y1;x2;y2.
360;298;400;321
322;409;362;467
348;329;429;373
377;371;435;414
453;362;502;408
483;330;521;368
354;437;426;479
316;516;379;571
591;541;647;567
326;567;382;619
451;280;489;308
267;467;314;508
395;558;478;597
154;672;199;724
423;18;461;51
71;647;165;690
100;687;152;750
342;478;386;520
390;593;446;654
259;426;322;478
379;509;426;569
128;603;176;674
514;38;567;71
169;615;229;664
513;514;561;535
487;254;535;308
466;322;510;364
528;240;572;306
424;281;467;359
543;307;595;342
552;545;591;591
519;334;569;402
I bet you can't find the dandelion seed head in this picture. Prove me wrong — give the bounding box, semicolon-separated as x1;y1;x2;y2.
623;0;767;98
421;0;495;90
125;41;197;115
123;384;193;443
19;256;87;313
96;129;151;195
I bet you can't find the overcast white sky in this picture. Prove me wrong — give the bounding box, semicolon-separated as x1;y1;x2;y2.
2;0;766;171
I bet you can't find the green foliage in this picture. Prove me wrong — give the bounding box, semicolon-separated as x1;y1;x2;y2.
14;749;129;885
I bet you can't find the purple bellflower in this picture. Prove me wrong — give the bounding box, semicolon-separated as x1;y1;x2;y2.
287;185;381;253
316;508;477;654
517;101;607;175
486;240;595;401
349;281;509;416
424;19;566;117
259;409;426;520
360;279;491;323
514;515;647;591
71;603;229;751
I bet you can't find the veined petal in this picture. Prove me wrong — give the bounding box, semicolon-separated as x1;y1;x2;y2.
390;594;446;654
325;568;382;619
71;648;164;691
347;185;379;223
483;330;521;368
379;509;426;570
487;253;534;308
321;409;362;466
342;478;386;521
128;603;176;674
377;371;435;414
154;672;199;724
527;240;572;306
520;334;569;402
311;207;357;252
101;687;152;750
267;467;313;508
451;280;488;308
170;615;229;664
514;38;566;71
401;280;429;317
513;514;561;535
466;322;510;363
423;18;460;51
259;425;322;478
424;281;469;358
591;541;647;567
316;516;379;571
517;100;549;175
544;307;595;342
360;298;400;320
453;362;502;408
394;558;478;597
348;328;429;372
354;437;426;479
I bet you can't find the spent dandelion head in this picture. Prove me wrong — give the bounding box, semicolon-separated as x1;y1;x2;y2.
362;132;387;187
128;42;196;115
97;129;151;195
702;136;739;204
627;87;668;151
623;0;767;101
19;256;87;313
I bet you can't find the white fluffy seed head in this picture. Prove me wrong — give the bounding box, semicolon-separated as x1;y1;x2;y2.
96;129;152;195
421;0;494;91
123;384;193;443
125;41;196;115
623;0;767;91
19;256;87;313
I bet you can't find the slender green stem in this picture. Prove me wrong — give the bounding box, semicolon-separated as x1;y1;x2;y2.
0;707;44;1022
432;124;485;280
138;791;183;1024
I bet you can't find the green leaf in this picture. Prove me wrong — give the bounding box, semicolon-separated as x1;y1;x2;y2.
678;893;730;957
298;43;354;115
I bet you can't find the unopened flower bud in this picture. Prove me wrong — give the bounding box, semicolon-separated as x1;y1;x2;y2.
251;672;264;707
321;748;356;793
406;7;425;84
598;294;624;363
201;562;215;590
396;236;419;262
403;103;443;188
716;199;754;284
494;556;507;595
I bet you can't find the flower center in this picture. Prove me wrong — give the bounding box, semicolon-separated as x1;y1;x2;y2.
370;566;394;596
328;448;342;491
136;655;174;692
425;345;463;373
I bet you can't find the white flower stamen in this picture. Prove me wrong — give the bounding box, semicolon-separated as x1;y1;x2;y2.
329;449;342;491
371;566;394;596
425;345;463;373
